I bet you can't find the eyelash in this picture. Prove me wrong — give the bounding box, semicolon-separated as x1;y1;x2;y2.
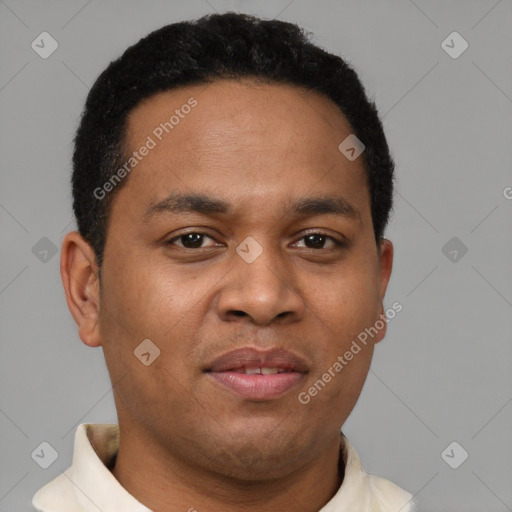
165;231;348;251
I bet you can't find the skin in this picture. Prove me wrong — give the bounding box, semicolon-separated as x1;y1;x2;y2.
61;79;393;512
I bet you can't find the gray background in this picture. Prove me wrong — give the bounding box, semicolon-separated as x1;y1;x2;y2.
1;0;511;510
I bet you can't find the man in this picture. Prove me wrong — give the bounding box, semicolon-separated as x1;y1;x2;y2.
33;12;415;512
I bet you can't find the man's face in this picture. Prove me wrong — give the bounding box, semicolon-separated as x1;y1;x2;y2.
81;80;392;479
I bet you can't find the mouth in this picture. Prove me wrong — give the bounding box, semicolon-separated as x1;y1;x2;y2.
226;366;296;374
204;347;308;401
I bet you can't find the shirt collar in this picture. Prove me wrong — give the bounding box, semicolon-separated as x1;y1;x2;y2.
33;423;414;512
67;423;150;512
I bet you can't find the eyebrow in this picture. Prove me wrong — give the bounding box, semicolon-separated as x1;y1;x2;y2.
142;192;360;223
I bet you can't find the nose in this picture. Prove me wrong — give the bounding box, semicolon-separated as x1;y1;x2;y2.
215;243;305;325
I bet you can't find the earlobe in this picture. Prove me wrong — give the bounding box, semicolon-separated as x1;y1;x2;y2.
60;231;102;347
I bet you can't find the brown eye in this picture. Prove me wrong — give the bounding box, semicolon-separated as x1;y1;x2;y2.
167;233;217;249
294;233;346;250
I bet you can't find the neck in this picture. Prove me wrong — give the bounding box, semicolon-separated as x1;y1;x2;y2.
110;427;345;512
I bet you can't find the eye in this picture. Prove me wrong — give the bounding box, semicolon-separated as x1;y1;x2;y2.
165;231;347;251
166;232;219;249
293;232;346;250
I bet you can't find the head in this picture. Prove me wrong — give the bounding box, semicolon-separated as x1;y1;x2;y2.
62;12;395;481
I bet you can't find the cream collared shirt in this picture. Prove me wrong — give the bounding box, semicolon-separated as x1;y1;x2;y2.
32;424;415;512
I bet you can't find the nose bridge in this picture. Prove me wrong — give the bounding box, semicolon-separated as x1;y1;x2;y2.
239;236;285;291
216;234;304;324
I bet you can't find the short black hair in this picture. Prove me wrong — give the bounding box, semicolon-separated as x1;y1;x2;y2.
72;12;395;269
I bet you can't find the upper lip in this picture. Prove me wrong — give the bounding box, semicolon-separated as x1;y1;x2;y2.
205;347;309;373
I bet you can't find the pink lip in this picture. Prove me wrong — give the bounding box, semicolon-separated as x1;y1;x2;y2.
208;371;305;400
204;347;309;401
206;347;309;373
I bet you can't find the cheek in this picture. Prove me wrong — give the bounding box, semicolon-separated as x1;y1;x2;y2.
102;259;188;333
298;346;374;431
98;267;200;421
100;260;214;380
302;263;380;392
310;267;380;339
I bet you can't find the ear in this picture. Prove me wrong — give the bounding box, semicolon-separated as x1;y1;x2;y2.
60;231;102;347
374;238;394;344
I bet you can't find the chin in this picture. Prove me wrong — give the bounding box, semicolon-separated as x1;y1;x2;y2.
199;428;306;481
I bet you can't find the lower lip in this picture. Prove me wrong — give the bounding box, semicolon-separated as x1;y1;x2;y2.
207;371;305;400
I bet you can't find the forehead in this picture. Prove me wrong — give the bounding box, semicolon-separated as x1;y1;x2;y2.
112;79;369;226
125;78;355;153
